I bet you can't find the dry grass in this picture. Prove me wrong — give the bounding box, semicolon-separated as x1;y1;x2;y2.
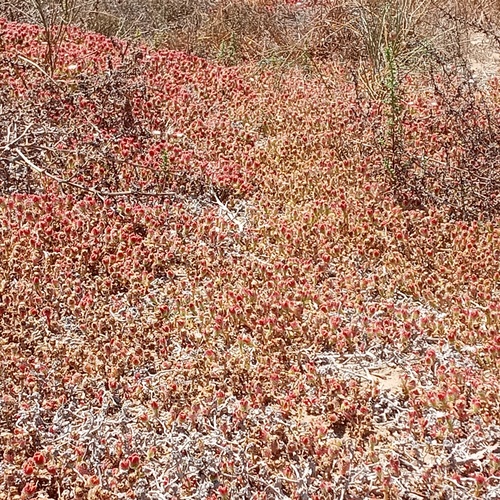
0;0;490;64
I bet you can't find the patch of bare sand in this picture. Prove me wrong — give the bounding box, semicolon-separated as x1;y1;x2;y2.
370;365;405;394
469;31;500;82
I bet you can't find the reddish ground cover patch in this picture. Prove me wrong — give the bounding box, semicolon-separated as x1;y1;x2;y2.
0;17;500;499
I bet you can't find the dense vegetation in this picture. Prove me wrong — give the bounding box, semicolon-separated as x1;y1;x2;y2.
0;1;499;498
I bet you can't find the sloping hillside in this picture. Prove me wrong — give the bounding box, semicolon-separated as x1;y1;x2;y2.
0;16;500;499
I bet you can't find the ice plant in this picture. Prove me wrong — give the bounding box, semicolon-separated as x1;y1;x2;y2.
0;11;500;499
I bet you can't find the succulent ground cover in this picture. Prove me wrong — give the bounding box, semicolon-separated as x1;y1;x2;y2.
0;11;500;500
